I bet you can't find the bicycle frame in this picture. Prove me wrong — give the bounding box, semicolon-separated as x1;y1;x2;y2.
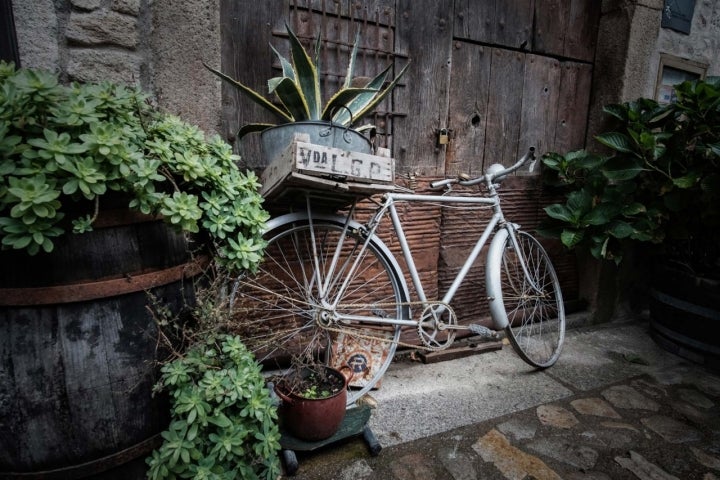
294;146;540;331
325;188;512;329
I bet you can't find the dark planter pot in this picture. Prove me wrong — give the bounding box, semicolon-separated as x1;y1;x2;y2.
274;366;348;442
649;262;720;367
0;207;200;479
260;121;373;162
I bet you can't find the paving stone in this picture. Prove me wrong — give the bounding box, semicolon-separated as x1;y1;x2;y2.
615;450;680;480
579;427;636;449
650;366;696;386
600;421;641;433
670;400;714;425
339;459;374;479
564;472;613;480
496;418;538;441
439;445;478;480
526;435;599;470
691;446;720;471
472;429;562;480
679;388;715;409
692;374;720;397
641;415;702;443
537;404;579;429
602;385;661;411
571;397;622;419
631;378;669;399
390;452;437;480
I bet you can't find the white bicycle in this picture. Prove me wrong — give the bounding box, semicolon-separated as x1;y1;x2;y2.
231;147;565;405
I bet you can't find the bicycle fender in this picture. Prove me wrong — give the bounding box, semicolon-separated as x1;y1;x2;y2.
265;211;368;236
486;227;509;330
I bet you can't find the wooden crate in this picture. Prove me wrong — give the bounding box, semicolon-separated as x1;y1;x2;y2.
261;133;396;206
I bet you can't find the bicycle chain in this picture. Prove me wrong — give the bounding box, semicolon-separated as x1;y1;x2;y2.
322;299;463;352
233;281;475;352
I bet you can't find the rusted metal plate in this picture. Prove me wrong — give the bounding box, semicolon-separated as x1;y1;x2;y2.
332;331;394;389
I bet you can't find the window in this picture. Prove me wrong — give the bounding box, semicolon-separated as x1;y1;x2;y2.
655;54;706;104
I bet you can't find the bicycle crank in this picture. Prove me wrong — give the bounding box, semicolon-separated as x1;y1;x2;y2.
417;303;458;351
445;323;500;340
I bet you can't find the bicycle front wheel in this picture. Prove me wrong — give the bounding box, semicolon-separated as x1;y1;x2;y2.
229;215;408;405
493;230;565;368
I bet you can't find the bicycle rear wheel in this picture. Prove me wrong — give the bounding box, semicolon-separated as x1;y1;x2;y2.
229;215;408;405
495;230;565;368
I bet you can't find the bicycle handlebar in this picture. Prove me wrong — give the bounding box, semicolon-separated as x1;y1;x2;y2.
429;147;536;189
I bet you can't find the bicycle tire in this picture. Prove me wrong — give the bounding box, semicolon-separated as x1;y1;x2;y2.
491;229;565;368
230;215;408;405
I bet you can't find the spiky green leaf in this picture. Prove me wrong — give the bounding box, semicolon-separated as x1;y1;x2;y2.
269;45;295;81
331;62;410;125
203;62;292;123
268;76;309;121
342;30;361;89
286;24;321;120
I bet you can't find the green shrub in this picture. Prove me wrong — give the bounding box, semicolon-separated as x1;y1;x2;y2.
147;334;281;480
541;77;720;270
0;61;268;272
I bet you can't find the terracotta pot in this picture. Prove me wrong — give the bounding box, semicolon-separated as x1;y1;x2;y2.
274;366;349;441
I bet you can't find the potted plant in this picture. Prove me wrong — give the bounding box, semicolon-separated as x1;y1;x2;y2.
540;76;720;360
0;61;269;476
272;364;349;442
204;23;409;159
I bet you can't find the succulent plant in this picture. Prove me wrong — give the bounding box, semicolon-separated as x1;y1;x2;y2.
204;23;409;138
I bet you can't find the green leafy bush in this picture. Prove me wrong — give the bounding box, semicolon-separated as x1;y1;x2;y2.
0;61;268;272
147;334;281;480
541;77;720;270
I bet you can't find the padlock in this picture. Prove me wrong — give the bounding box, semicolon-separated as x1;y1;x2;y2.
438;128;449;146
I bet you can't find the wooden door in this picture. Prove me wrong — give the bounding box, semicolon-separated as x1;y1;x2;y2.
220;0;599;332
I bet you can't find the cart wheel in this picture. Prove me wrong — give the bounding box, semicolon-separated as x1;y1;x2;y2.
281;449;298;476
363;426;382;456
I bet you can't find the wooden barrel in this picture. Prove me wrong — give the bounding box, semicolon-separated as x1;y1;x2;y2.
649;262;720;367
0;207;201;478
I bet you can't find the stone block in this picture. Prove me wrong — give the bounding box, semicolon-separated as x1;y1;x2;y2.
66;10;139;49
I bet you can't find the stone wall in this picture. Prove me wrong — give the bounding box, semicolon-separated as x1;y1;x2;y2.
11;0;222;135
590;0;720;140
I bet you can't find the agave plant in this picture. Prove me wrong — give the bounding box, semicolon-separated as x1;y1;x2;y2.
204;24;409;138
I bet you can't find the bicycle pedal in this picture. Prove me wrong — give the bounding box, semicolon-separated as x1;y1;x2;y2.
468;324;499;339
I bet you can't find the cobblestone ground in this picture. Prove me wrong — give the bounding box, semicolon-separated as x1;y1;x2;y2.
285;354;720;479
